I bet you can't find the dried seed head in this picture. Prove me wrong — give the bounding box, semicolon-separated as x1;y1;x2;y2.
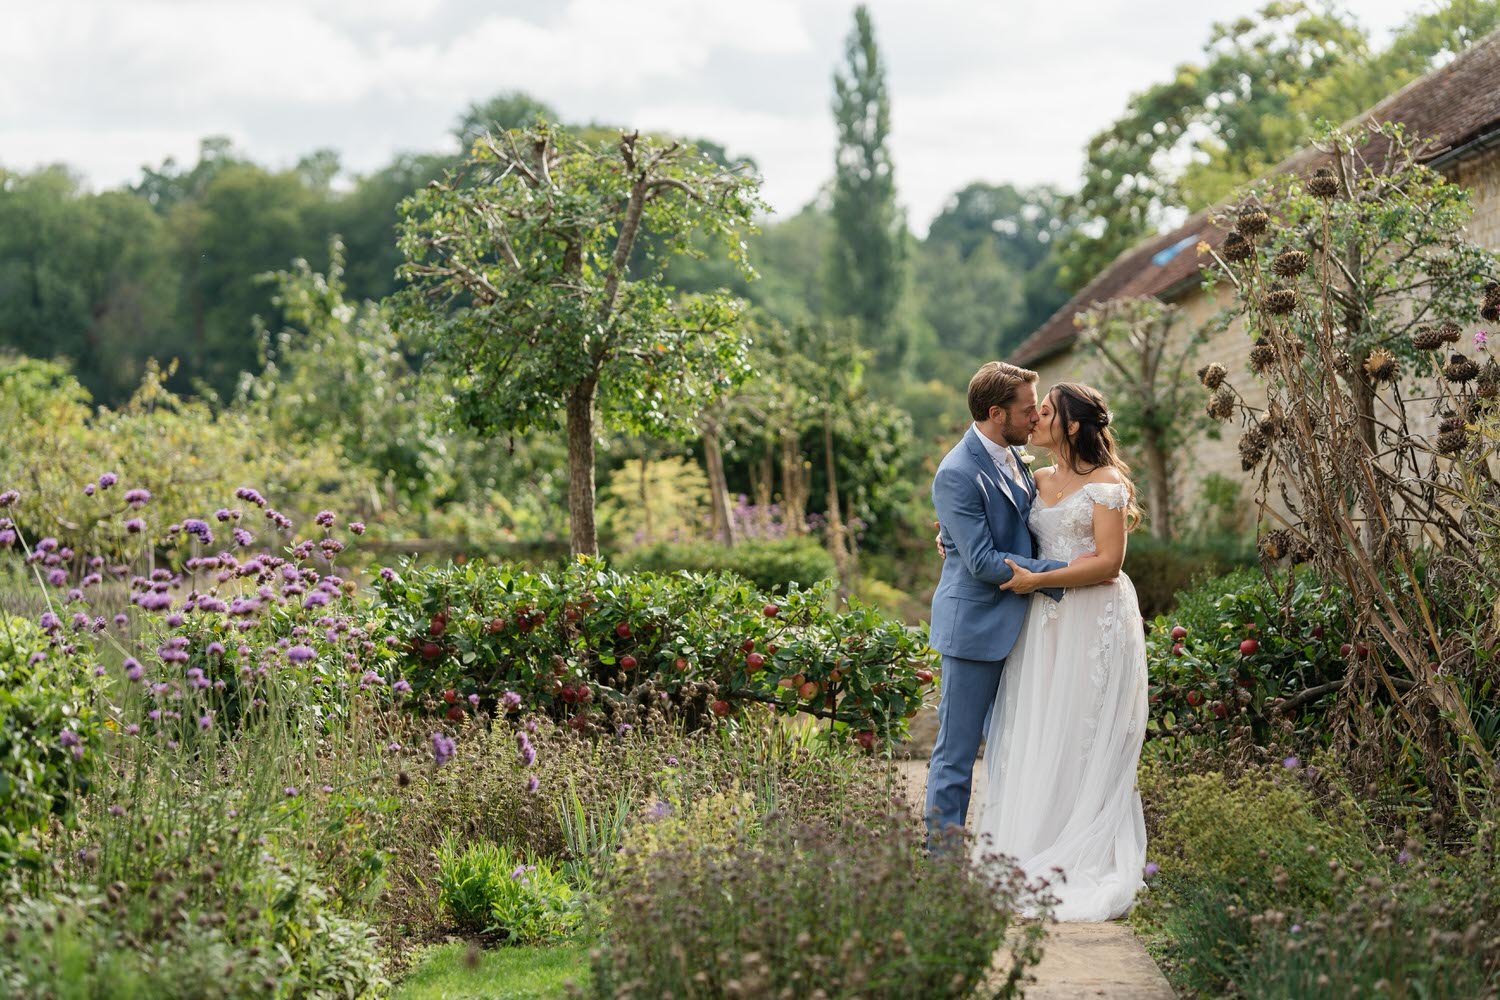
1440;321;1463;344
1263;283;1298;315
1220;230;1254;263
1271;249;1309;278
1411;325;1445;351
1307;167;1339;199
1477;360;1499;400
1239;428;1268;470
1258;529;1292;562
1438;411;1464;434
1484;281;1500;310
1444;353;1481;383
1249;340;1278;374
1198;362;1228;389
1436;428;1470;454
1363;348;1398;384
1207;386;1236;420
1236;207;1270;238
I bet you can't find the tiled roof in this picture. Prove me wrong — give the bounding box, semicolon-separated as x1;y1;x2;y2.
1011;27;1500;367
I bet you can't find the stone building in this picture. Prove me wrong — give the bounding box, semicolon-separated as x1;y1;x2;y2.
1009;28;1500;533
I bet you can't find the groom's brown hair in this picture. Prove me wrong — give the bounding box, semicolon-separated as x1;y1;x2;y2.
967;361;1039;421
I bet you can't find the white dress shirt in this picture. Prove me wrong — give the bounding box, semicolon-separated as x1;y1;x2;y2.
972;423;1022;485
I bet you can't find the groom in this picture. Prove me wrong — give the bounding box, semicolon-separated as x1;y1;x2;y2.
924;362;1068;848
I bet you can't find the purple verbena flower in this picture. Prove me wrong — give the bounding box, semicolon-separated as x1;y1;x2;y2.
83;483;95;496
315;510;335;527
431;731;456;766
349;521;365;535
0;490;18;507
46;568;67;587
124;488;151;508
234;487;267;508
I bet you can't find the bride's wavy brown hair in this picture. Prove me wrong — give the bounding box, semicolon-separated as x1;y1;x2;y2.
1048;382;1142;531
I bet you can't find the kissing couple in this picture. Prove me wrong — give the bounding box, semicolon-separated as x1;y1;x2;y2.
924;361;1149;921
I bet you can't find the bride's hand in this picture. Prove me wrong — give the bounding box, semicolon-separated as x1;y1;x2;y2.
999;559;1040;595
934;520;946;559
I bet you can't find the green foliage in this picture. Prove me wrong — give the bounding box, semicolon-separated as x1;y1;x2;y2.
1145;567;1349;739
591;808;1049;999
828;6;907;360
393;941;589;1000
1136;761;1499;996
0;616;103;865
1059;2;1368;288
372;558;932;741
615;536;836;593
596;455;709;547
1122;534;1254;618
0;873;389;999
436;837;578;943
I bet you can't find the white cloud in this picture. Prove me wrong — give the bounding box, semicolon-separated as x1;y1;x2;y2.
0;0;1439;229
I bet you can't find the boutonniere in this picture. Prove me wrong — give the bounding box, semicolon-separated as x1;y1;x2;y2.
1017;448;1036;465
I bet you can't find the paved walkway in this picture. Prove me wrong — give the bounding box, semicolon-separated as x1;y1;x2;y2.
891;759;1173;1000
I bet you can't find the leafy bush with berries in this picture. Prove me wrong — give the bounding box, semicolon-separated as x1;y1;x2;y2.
1147;567;1350;741
372;558;935;744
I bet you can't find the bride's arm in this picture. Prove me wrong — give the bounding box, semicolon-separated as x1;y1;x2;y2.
1000;503;1126;594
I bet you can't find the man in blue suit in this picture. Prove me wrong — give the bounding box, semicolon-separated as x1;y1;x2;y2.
925;361;1069;849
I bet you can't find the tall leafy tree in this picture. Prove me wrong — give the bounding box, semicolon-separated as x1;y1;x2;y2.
454;92;559;149
397;124;762;556
828;5;906;361
1057;2;1367;290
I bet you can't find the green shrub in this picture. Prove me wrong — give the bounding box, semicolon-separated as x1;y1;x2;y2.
1123;533;1254;618
0;872;389;999
1145;567;1349;741
1135;760;1382;993
435;836;578;943
591;808;1049;999
372;557;933;743
614;536;836;593
0;615;103;866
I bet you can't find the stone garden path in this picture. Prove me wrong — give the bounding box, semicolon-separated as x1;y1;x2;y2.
890;757;1173;999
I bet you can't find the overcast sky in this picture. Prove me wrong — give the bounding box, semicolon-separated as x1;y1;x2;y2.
1;0;1432;233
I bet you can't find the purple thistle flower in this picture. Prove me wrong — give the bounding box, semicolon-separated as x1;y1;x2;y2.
647;800;672;820
302;591;330;609
125;659;143;682
284;786;298;798
124;723;140;735
287;645;315;663
125;518;145;534
98;473;117;489
393;679;412;695
1397;849;1412;864
59;729;81;748
207;641;224;655
28;651;46;666
108;804;126;816
1290;924;1301;934
525;774;540;794
1282;756;1300;769
113;613;128;627
124;488;151;508
431;731;456;766
39;611;61;632
378;567;396;581
665;755;678;766
501;691;522;712
467;693;480;706
0;489;17;507
521;743;536;767
83;483;95;496
1144;862;1159;877
165;613;184;628
198;713;213;730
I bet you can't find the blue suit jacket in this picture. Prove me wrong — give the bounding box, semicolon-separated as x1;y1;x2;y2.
928;427;1067;661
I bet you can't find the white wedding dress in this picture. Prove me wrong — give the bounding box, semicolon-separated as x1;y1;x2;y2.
972;481;1148;921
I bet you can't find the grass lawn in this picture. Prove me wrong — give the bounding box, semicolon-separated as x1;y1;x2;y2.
393;941;591;1000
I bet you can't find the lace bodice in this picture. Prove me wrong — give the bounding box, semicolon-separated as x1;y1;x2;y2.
1029;482;1130;563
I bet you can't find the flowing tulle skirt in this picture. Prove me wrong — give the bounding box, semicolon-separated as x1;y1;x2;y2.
972;576;1149;921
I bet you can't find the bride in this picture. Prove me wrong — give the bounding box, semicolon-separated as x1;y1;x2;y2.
948;381;1149;921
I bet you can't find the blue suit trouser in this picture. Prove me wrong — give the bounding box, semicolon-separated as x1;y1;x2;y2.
924;653;1004;847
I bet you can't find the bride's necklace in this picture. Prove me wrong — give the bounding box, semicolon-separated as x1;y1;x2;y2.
1046;464;1099;503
